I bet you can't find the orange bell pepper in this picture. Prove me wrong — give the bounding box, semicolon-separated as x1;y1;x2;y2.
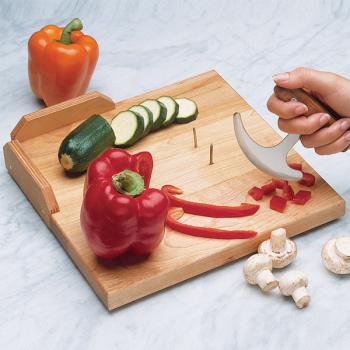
28;18;98;106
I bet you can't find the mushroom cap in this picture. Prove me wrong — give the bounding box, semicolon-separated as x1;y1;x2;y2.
258;239;297;268
279;270;308;296
322;237;350;274
243;254;273;285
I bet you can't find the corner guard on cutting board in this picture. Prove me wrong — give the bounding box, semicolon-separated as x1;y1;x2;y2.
11;91;115;142
5;91;116;226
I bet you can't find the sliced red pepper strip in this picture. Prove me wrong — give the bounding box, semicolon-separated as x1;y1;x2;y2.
261;182;276;195
293;190;311;205
289;163;303;171
166;208;257;239
248;186;264;201
283;183;295;200
162;185;260;218
272;178;288;189
298;172;315;187
270;195;287;213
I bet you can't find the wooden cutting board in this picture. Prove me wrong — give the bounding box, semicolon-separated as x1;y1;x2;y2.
3;70;345;310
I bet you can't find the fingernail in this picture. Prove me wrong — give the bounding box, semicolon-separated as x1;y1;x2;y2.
340;119;350;130
344;131;350;142
320;114;331;125
273;72;290;82
295;104;308;115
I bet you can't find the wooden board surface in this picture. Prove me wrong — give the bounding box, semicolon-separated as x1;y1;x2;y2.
4;70;345;310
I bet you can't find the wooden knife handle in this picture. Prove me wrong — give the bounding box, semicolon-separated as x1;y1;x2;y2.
274;86;342;125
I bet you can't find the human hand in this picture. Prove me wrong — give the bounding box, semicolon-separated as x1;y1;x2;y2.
267;67;350;154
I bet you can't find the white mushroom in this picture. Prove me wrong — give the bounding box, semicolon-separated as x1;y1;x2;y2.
258;228;297;268
279;270;310;308
322;236;350;274
243;254;278;292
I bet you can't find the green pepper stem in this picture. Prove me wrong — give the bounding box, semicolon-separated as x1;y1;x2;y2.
58;18;83;45
112;170;145;197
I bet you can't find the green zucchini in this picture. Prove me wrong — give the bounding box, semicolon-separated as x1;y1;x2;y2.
157;96;179;127
129;105;153;136
174;98;198;124
58;114;115;173
140;99;166;131
111;110;144;147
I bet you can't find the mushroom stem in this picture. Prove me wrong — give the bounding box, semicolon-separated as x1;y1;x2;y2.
271;228;286;253
291;287;310;308
256;269;278;292
334;237;350;261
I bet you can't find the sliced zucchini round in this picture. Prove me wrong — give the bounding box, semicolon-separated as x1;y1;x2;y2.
157;96;179;127
111;111;144;147
174;98;198;124
58;115;115;173
140;99;166;131
129;105;153;136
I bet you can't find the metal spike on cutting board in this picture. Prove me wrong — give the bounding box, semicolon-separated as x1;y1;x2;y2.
192;127;198;148
232;86;341;181
209;143;214;165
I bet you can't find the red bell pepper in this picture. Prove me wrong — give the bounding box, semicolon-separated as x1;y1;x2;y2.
283;183;295;200
248;186;264;201
298;172;315;187
289;162;303;171
166;208;257;239
272;178;288;189
162;185;259;218
293;190;311;205
84;148;153;191
81;148;169;259
270;195;287;213
261;182;276;195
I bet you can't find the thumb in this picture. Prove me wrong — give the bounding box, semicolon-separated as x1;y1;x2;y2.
273;67;336;97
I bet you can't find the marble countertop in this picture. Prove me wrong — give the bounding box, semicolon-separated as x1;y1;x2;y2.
1;1;350;349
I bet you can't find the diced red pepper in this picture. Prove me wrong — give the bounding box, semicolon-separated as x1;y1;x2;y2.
270;195;287;213
289;163;302;171
283;183;295;200
293;190;311;205
261;182;276;195
248;186;264;201
272;178;288;189
298;172;315;187
166;208;257;239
